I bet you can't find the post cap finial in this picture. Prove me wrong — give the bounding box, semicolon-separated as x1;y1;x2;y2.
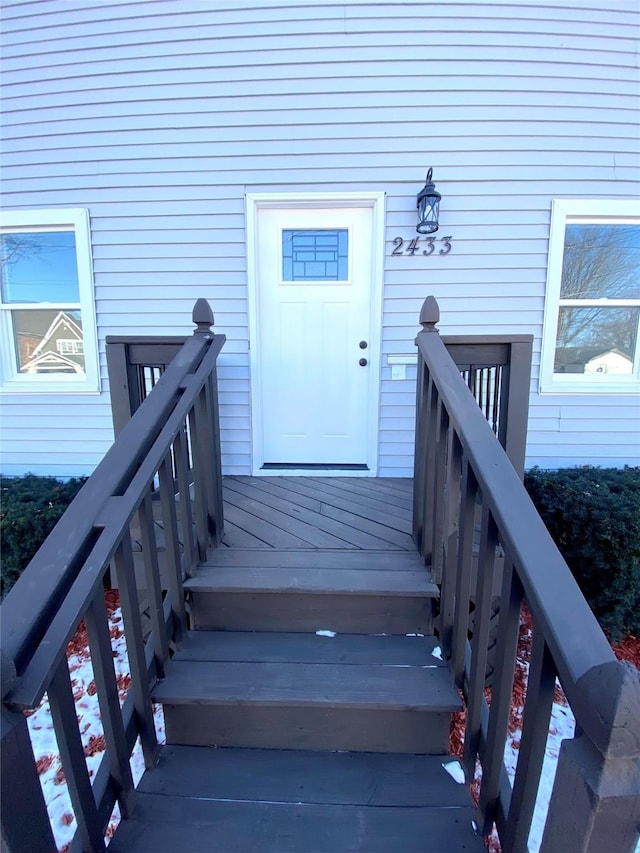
419;296;440;332
576;660;640;758
192;299;215;335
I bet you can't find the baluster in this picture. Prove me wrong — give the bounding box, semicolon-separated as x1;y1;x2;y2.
492;365;502;435
136;491;170;678
412;355;429;551
478;562;523;834
48;658;105;852
503;629;556;853
158;454;187;645
430;400;449;583
114;531;159;769
174;426;197;577
188;402;209;560
451;459;477;687
206;367;224;544
463;505;499;778
84;590;136;818
422;380;440;565
438;431;463;658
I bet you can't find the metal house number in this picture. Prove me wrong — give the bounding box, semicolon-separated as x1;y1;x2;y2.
391;236;453;256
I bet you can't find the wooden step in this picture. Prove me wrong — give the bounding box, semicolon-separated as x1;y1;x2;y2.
154;631;460;753
186;552;437;633
110;746;485;852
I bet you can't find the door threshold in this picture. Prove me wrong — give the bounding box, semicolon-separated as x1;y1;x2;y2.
261;463;369;471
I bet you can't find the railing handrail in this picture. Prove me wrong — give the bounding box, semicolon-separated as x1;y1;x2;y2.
1;299;221;685
413;296;640;852
4;336;224;711
1;298;226;853
417;325;614;697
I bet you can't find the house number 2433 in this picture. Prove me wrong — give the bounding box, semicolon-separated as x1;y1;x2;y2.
392;236;453;255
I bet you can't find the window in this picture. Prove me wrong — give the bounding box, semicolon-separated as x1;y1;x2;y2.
540;200;640;393
0;209;99;392
282;229;349;281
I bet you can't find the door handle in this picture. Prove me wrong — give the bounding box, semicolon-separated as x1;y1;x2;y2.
359;358;368;367
359;341;368;349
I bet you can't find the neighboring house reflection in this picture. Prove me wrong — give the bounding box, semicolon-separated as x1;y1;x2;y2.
555;346;633;375
17;310;85;374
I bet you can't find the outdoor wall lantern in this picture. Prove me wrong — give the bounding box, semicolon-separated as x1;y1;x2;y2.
416;167;441;234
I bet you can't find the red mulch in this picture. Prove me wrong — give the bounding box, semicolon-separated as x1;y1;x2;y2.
447;604;640;852
611;634;640;669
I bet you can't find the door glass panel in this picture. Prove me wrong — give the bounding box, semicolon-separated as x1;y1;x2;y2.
282;229;348;281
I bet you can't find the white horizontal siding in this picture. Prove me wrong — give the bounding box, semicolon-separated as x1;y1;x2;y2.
1;0;638;477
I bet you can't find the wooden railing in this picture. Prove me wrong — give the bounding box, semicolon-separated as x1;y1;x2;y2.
0;300;225;853
443;334;532;479
413;296;640;853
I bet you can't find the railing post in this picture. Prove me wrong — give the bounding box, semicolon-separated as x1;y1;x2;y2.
540;660;640;853
413;296;441;560
191;298;224;549
1;653;56;853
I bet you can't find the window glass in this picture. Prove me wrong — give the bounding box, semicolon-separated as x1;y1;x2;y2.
11;309;85;373
560;224;640;300
540;201;640;393
554;306;638;375
282;229;348;281
1;231;80;303
0;209;98;392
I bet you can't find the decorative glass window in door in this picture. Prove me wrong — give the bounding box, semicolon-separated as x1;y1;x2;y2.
282;229;349;281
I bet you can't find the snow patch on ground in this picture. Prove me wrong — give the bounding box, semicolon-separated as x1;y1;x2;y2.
26;606;165;851
442;759;466;784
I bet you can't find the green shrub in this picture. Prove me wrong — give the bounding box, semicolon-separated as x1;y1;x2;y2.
524;466;640;641
0;474;86;599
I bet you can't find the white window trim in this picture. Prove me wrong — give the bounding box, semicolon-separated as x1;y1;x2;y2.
0;208;100;394
539;199;640;394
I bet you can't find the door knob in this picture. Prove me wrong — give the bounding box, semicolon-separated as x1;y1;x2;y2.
359;341;368;349
359;358;368;367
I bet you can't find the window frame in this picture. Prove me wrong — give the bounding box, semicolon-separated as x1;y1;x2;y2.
0;208;100;394
539;199;640;394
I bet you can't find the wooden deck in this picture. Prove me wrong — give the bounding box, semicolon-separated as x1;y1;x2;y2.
219;476;415;550
111;477;485;853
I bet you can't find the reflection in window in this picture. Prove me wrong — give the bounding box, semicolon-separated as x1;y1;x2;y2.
282;229;348;281
551;219;640;382
0;224;89;380
1;231;80;303
554;307;638;374
11;309;85;373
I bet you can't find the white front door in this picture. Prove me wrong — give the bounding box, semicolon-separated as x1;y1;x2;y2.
252;203;378;470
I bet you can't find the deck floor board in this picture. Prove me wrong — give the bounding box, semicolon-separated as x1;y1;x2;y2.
220;476;414;550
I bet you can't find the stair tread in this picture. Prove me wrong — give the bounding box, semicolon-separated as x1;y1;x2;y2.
185;566;438;596
110;792;483;853
153;659;461;710
172;630;447;666
137;745;471;806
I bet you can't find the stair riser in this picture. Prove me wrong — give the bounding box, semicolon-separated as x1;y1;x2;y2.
189;592;434;634
162;704;451;754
